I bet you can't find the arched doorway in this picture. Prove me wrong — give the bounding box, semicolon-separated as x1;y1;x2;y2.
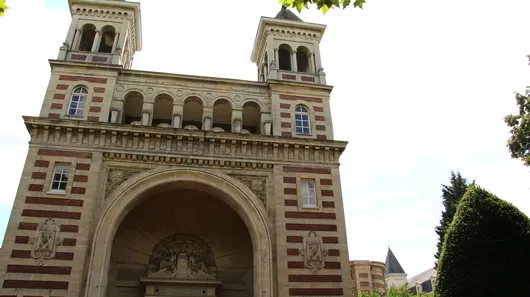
83;168;273;297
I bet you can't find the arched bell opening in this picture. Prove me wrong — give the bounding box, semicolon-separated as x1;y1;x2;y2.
123;91;143;125
183;96;203;130
152;94;174;127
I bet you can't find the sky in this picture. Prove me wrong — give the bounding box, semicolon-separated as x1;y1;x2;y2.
0;0;529;278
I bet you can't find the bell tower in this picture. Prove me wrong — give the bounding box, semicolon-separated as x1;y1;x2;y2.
251;6;327;85
57;0;142;68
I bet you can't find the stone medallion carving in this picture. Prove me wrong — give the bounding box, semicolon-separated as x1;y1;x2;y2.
29;218;63;265
116;85;124;92
229;175;266;206
234;95;242;103
105;168;144;198
175;89;184;97
146;87;154;94
148;234;216;278
205;92;213;99
262;98;270;104
299;231;328;274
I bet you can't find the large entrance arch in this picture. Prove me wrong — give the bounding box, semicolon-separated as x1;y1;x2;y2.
83;168;273;297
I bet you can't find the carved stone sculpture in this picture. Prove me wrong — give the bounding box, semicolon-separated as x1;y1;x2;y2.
229;175;266;206
105;168;143;198
299;231;328;274
29;218;63;265
148;234;216;279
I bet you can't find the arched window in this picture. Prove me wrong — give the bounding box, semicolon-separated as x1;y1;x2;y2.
242;102;261;134
183;97;203;130
123;91;143;124
296;46;310;73
278;44;292;71
152;94;173;127
212;99;232;132
295;105;310;134
98;25;116;53
67;87;88;116
79;24;96;52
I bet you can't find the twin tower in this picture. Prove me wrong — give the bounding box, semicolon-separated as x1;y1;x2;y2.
0;1;353;297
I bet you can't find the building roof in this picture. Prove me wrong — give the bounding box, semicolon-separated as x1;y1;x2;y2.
407;267;436;287
274;5;304;22
384;248;406;275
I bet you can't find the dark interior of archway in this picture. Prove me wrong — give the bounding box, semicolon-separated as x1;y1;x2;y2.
106;186;254;297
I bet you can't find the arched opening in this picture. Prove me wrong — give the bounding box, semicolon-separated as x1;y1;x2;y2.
98;25;116;53
79;24;96;52
152;94;173;127
83;168;273;297
123;91;143;125
296;46;310;73
212;99;232;132
278;44;292;71
106;182;253;297
182;96;203;130
242;102;261;134
295;105;311;134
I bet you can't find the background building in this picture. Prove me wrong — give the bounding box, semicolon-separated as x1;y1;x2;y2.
351;260;387;296
384;248;436;295
0;1;353;297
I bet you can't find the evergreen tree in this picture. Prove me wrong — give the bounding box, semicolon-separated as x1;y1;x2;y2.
435;185;530;297
434;171;471;266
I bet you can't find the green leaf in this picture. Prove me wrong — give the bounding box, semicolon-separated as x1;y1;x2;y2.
321;4;329;13
353;0;366;8
0;0;7;16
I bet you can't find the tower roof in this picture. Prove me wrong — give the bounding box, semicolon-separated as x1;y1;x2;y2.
274;5;303;22
385;248;406;275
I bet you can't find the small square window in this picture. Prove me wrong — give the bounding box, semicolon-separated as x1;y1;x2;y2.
50;165;69;192
301;179;317;208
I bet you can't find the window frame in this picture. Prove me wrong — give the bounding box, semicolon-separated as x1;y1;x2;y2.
49;164;70;194
300;179;317;208
295;175;323;211
294;105;311;135
66;86;89;117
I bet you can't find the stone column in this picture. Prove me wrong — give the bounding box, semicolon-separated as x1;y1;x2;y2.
202;107;213;131
232;109;242;133
291;51;298;72
172;104;183;128
71;29;81;51
141;102;153;126
309;53;315;74
111;33;120;52
91;31;101;52
274;48;279;68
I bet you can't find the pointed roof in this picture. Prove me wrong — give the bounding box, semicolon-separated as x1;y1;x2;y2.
385;248;406;275
274;5;303;22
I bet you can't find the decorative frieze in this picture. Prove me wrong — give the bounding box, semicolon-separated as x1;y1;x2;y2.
25;117;346;165
29;218;63;265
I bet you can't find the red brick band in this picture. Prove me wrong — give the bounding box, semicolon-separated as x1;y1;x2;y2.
283;177;297;183
38;149;92;159
56;84;68;90
93;87;105;93
59;75;107;84
288;274;342;282
285;200;298;206
283;167;331;174
281;122;291;128
316;134;328;140
359;273;369;278
320;179;333;185
281;132;292;137
322;201;335;208
47;113;60;119
315;115;325;121
11;250;75;261
76;163;91;170
321;190;334;196
53;93;66;100
25;197;84;207
322;237;339;243
313;106;324;112
282;74;296;80
280;94;323;103
18;222;78;232
88;116;99;122
92;96;104;102
21;209;81;220
285;211;336;220
316;125;326;131
280;103;291;109
2;279;69;290
301;76;316;82
28;184;44;192
328;249;340;256
280;112;291;118
73;175;88;182
288;261;341;269
31;172;46;179
71;187;86;194
289;288;343;296
286;236;303;243
34;160;50;168
6;264;71;275
284;188;297;195
286;223;337;231
50;103;63;109
89;106;101;112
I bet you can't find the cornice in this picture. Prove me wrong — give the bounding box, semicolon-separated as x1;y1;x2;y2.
23;117;348;166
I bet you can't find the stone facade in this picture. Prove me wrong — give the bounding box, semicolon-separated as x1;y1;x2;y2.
351;261;387;296
0;1;352;297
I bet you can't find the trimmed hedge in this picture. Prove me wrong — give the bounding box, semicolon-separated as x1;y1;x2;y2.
434;185;530;297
